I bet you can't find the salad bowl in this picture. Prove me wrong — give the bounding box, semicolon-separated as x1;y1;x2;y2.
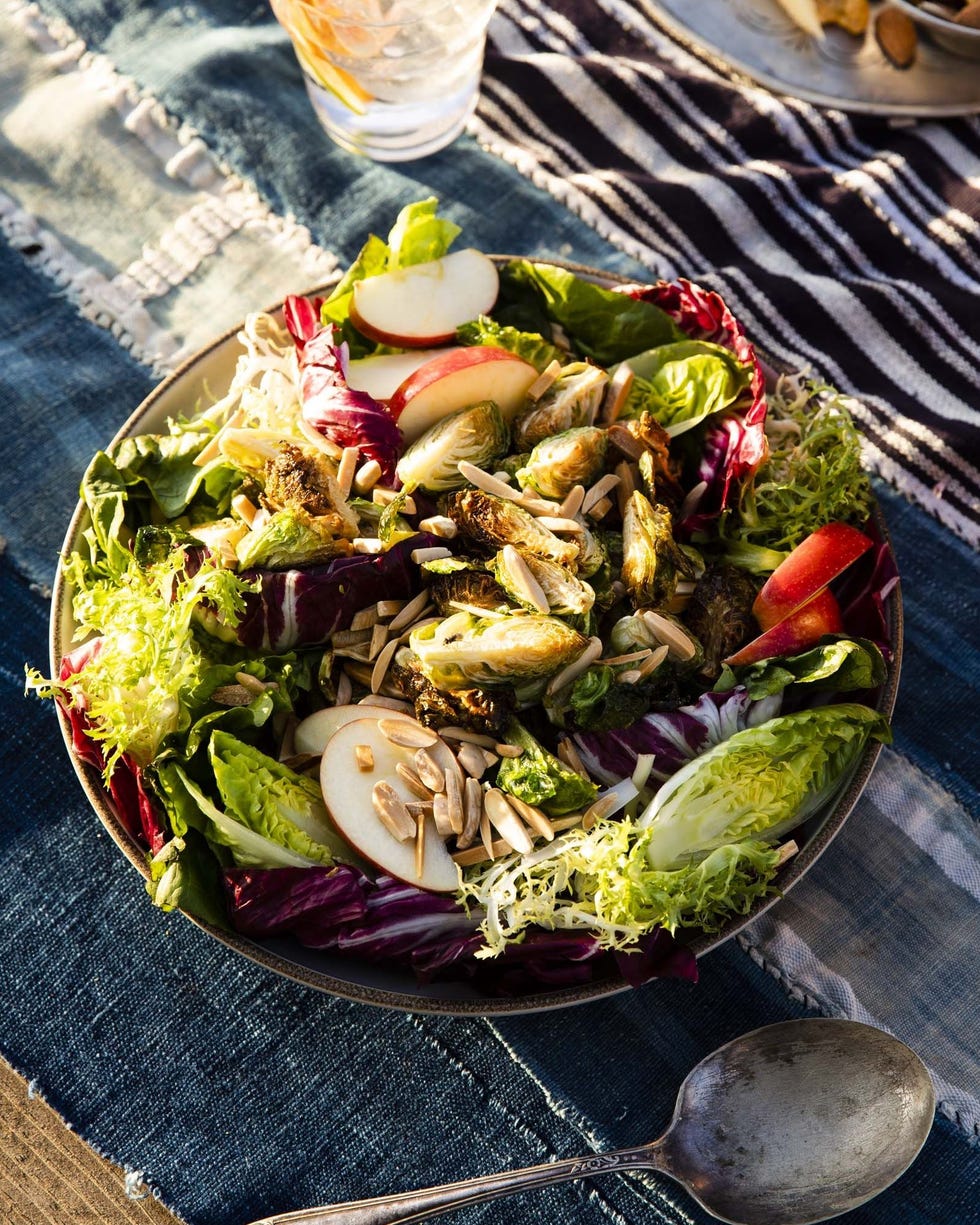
47;256;902;1015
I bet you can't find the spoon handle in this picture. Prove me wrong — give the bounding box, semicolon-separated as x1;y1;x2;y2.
246;1145;658;1225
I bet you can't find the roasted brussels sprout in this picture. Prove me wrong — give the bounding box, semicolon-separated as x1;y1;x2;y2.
517;426;608;499
426;562;511;615
492;551;596;618
682;564;759;680
446;489;579;568
234;506;353;569
512;362;608;451
409;610;588;690
391;653;515;737
607;412;684;509
620;491;695;608
395;401;510;492
263;442;358;538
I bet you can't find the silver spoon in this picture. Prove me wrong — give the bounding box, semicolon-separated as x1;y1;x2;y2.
246;1018;935;1225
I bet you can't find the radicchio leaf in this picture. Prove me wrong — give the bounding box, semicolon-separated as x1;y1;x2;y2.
284;295;402;483
619;278;768;532
573;687;782;788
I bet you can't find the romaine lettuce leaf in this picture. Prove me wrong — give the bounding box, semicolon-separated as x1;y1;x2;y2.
496;719;598;816
638;704;891;870
617;340;753;437
455;315;567;372
714;637;887;699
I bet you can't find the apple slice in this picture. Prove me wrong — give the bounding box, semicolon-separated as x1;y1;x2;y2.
319;717;459;892
753;523;873;631
725;588;843;667
388;346;538;444
294;704;414;756
349;248;500;348
346;349;461;402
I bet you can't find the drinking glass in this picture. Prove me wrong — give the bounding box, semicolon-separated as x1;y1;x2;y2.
271;0;499;161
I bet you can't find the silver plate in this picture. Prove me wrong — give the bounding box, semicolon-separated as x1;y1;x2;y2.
643;0;980;117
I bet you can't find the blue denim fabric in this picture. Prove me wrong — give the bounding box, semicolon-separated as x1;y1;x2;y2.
2;1;980;1223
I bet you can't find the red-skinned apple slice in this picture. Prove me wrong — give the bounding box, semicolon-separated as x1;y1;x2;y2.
295;703;414;756
752;522;873;631
349;248;499;348
388;345;538;443
346;349;461;402
319;718;458;892
725;588;843;667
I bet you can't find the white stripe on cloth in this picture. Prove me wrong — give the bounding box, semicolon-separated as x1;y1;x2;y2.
4;1;337;374
739;747;980;1141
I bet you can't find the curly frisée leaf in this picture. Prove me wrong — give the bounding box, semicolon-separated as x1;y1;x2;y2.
458;819;781;956
28;549;255;775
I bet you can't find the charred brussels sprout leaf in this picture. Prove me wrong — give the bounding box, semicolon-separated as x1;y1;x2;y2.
683;564;760;681
409;610;588;690
621;492;695;608
512;363;608;451
395;401;510;493
517;427;608;499
234;507;353;570
447;489;579;567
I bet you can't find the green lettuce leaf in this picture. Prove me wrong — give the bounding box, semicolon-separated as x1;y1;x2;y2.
496;719;598;816
497;260;683;365
455;315;567;372
638;704;892;870
145;830;230;928
617;340;753;436
714;637;887;699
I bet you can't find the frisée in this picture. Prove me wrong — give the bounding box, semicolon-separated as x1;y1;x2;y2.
28;198;896;998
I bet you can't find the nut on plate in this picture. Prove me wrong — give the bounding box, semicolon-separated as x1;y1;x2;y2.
875;6;919;66
816;0;870;33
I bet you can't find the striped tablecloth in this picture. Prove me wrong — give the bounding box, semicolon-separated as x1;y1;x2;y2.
1;2;978;1223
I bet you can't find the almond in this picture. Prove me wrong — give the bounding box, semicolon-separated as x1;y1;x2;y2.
875;7;918;67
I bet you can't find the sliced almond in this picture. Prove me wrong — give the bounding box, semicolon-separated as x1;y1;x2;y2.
494;742;524;759
501;544;550;614
395;762;434;801
525;359;562;401
480;809;494;858
640;610;698;662
776;839;800;867
232;492;260;526
411;546;453;565
586;496;613;522
506;794;555;842
414;747;447;793
353;458;382;494
617;668;643;685
556;737;591;780
638;643;670;679
602;363;634;424
415;808;427;879
546;636;604;696
332;627;372;649
558;485;586;520
534;515;584;533
350;606;380;631
458;776;484;850
438;726;498;749
418;515;458;538
368;623;389;661
457;461;523;501
443;767;465;835
874;6;917;68
581;791;621;830
483;789;534;854
377;599;407;618
353;538;383;554
452;837;513;867
431;792;455;838
387;589;432;634
371;781;416;842
353;744;375;772
357;694;413;712
379;718;439;749
370;636;401;694
456;741;490;779
336;446;360;499
582;472;621;515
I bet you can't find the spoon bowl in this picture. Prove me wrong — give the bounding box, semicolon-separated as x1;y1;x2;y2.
246;1018;935;1225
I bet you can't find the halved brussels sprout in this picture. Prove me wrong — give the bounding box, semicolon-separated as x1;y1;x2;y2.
446;490;579;567
395;401;510;492
512;363;608;451
409;610;588;690
492;551;596;618
620;491;695;608
517;426;608;499
235;506;353;570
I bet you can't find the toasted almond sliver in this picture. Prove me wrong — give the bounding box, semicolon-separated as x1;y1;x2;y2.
638;643;670;679
546;635;604;697
358;694;413;712
232;492;259;526
342;660;374;687
372;781;416;841
550;814;586;832
483;789;534;855
353;538;383;554
457;461;523;501
370;637;401;694
641;610;698;662
479;809;494;858
415;808;426;879
456;742;489;779
617;668;643;685
614;461;637;516
506;794;555;842
599;649;651;666
418;515;458;539
452;837;513;867
380;718;438;749
354;744;374;772
586;496;613;521
297;416;344;459
532;515;584;534
582;791;621;831
517;494;564;516
581;472;621;514
776;840;799;868
443;767;464;835
494;743;524;759
368;622;389;661
501;544;549;614
387;589;431;634
457;776;484;850
558;484;586;520
332;627;372;648
395;762;434;801
336;446;360;499
192;407;245;467
438;727;498;749
411;546;453;565
602;363;634;424
556;737;591;780
350;606;380;631
414;747;446;793
353;459;382;494
525;358;562;402
235;671;277;694
377;599;407;618
431;792;455;838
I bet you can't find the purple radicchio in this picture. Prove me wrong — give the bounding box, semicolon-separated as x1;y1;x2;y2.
573;687;782;788
619;278;768;534
283;294;402;484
